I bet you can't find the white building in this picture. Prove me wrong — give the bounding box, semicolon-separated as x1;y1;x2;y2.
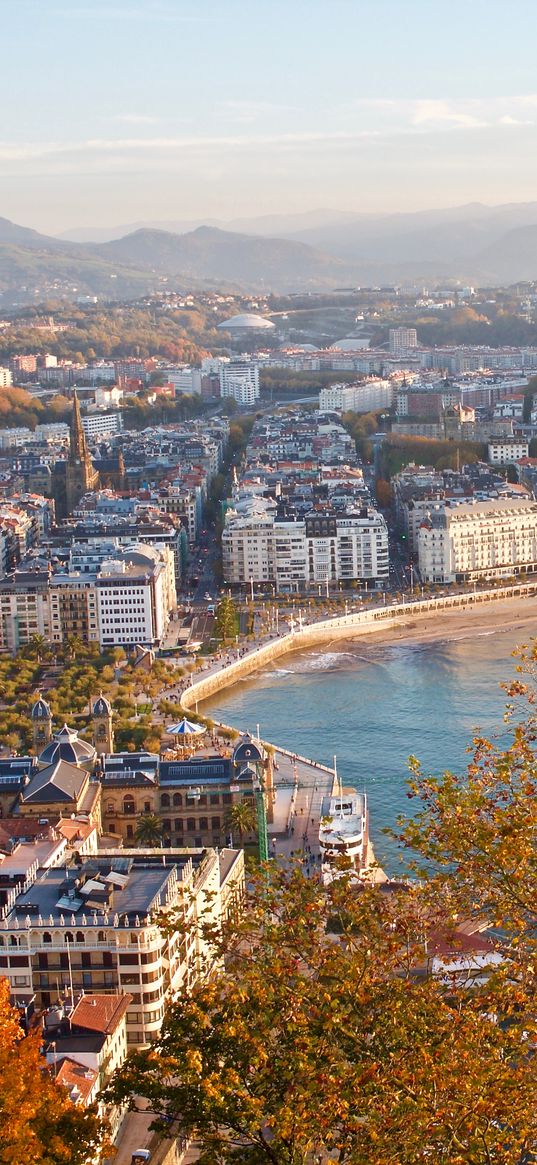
488;437;529;465
418;498;537;584
389;327;418;354
94;385;124;409
220;361;260;406
162;366;202;395
95;545;175;650
319;379;393;413
82;412;123;440
222;507;389;590
0;367;12;387
0;847;244;1050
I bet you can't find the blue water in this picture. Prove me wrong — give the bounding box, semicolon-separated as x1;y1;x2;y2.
203;623;536;873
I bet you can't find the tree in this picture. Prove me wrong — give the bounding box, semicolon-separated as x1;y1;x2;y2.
0;978;107;1164
226;797;257;845
108;657;537;1165
215;596;238;642
107;860;536;1165
134;814;163;847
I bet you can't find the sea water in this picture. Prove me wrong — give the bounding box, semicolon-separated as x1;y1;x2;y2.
203;625;535;872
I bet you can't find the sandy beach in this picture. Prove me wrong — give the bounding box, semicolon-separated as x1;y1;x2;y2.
333;593;537;653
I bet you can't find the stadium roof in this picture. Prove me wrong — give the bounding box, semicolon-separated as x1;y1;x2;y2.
217;313;275;331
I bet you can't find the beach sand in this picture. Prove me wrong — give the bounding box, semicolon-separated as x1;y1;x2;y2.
337;594;537;653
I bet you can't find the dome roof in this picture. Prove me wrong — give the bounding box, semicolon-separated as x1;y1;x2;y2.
39;724;96;767
232;734;264;765
217;313;275;331
93;692;112;717
31;695;51;721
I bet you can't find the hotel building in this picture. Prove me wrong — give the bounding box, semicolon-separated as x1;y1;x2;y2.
418;498;537;584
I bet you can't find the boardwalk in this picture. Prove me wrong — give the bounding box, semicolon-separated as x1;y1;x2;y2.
267;747;336;866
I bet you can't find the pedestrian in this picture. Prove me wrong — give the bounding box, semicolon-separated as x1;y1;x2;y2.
290;825;294;836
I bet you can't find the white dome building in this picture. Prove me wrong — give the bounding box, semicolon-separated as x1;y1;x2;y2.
217;313;275;334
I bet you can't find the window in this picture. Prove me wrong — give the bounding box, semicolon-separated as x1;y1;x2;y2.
107;801;115;813
186;818;195;831
76;932;85;944
43;932;52;944
211;816;221;829
160;793;170;808
172;793;182;807
123;797;135;815
65;933;73;944
199;817;208;831
126;824;133;839
174;819;183;831
144;801;151;813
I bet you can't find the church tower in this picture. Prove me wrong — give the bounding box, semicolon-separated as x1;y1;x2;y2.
92;693;114;756
65;392;99;516
31;695;52;752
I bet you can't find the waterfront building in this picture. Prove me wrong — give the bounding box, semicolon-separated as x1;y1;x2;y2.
418;497;537;583
0;846;244;1048
222;506;389;590
100;733;272;849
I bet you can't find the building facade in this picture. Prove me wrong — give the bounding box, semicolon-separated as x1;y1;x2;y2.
418;498;537;583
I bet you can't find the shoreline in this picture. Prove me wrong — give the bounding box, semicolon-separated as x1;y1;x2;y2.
319;596;537;655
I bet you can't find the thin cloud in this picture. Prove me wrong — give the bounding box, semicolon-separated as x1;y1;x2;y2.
113;114;160;125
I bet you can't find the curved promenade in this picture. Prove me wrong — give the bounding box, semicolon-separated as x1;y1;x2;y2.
180;580;537;713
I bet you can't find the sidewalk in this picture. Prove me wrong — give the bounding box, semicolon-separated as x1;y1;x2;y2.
268;748;335;867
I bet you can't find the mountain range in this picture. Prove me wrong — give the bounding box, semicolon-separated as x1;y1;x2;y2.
4;202;537;302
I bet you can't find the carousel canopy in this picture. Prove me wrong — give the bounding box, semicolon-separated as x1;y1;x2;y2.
166;718;206;736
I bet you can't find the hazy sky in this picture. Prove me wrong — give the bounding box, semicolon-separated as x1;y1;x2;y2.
4;0;537;233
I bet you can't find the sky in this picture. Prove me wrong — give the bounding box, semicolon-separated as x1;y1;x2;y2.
3;0;537;234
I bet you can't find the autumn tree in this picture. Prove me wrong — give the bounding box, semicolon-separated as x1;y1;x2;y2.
0;979;107;1164
107;856;536;1165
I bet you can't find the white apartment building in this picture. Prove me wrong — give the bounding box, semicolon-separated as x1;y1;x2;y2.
418;498;537;584
0;848;244;1049
222;508;389;590
94;385;124;409
319;379;393;414
389;327;418;354
82;412;123;440
96;545;175;650
488;437;529;465
162;367;202;395
0;366;12;387
220;361;260;406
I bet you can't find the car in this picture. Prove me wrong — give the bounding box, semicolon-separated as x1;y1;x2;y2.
204;592;213;601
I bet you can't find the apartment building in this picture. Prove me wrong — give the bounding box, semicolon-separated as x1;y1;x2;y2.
389;327;418;354
488;437;529;465
219;360;260;405
418;498;537;583
0;847;244;1049
319;379;393;413
0;544;175;652
222;506;389;590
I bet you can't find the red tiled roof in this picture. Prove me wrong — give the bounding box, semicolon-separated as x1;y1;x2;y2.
70;993;131;1035
55;1058;98;1105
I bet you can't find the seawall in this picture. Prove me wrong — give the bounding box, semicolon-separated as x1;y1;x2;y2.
181;580;537;712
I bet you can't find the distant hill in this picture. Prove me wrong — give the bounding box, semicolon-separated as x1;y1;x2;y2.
6;202;537;302
96;225;356;290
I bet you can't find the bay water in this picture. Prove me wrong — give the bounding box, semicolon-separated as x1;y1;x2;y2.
203;625;535;873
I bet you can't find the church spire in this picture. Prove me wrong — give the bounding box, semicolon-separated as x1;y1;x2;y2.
70;391;88;462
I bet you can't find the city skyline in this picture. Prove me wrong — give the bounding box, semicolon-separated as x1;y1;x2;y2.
3;0;537;234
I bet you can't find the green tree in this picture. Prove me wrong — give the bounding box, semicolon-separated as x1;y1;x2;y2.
215;596;238;642
134;814;163;848
226;798;257;845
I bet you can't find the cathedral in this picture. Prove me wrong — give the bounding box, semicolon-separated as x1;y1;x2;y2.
52;393;100;520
